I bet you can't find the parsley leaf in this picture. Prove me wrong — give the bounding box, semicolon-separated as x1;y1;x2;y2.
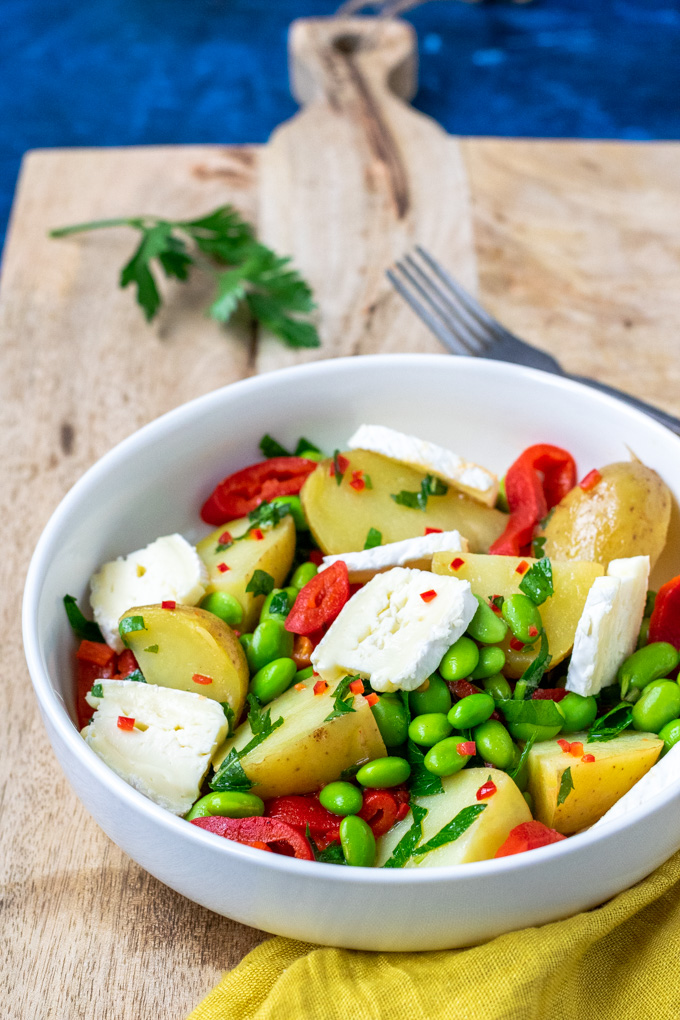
50;206;320;349
332;450;346;487
268;591;292;618
557;766;574;806
509;733;536;781
259;433;291;458
363;527;382;550
144;644;159;654
513;633;552;699
240;693;284;755
391;474;448;512
412;804;486;857
245;570;275;597
125;669;146;684
324;675;358;722
406;739;444;797
382;804;428;868
294;438;322;457
91;683;103;699
498;698;564;728
519;559;554;606
247;501;291;531
220;702;236;736
588;703;633;743
118;615;146;645
531;536;547;560
209;749;252;793
306;827;346;865
391;489;422;510
63;595;104;643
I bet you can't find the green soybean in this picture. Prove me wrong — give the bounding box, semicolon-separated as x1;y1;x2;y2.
408;713;453;747
239;632;254;657
467;594;509;645
632;681;680;734
260;586;297;625
297;448;324;463
200;591;244;628
439;636;480;681
502;594;543;645
470;645;506;680
185;791;265;821
618;642;679;695
482;673;513;702
659;718;680;755
247;619;294;673
473;719;516;770
410;674;452;716
291;561;318;590
371;694;410;747
424;737;471;776
319;782;363;816
356;757;411;788
340;815;376;867
448;692;495;729
269;494;309;530
507;717;564;743
559;693;598;734
250;657;297;703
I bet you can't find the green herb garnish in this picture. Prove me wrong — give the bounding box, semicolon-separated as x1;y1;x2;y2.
531;536;547;560
588;703;634;743
557;766;574;805
644;590;657;617
259;434;292;458
306;827;346;865
240;693;284;755
332;450;346;487
513;633;552;699
509;733;536;781
363;527;382;550
324;675;358;722
144;644;159;654
91;683;103;699
209;749;252;793
363;474;373;490
406;739;444;797
519;558;554;606
220;702;235;736
339;761;366;781
125;669;146;684
118;615;146;645
63;595;104;643
391;474;448;512
50;206;320;349
412;804;486;857
498;698;564;729
382;804;428;868
245;570;275;597
268;591;291;617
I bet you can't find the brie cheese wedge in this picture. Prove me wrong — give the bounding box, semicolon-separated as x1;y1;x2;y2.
320;530;469;583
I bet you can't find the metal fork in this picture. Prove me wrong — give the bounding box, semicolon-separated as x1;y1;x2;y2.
388;246;680;438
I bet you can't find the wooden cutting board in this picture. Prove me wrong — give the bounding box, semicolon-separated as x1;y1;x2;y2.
2;16;680;1020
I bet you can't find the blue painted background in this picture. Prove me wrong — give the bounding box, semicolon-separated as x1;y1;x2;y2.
2;0;679;250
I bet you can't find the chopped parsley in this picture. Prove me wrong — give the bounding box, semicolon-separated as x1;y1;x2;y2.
63;595;104;643
259;434;292;458
144;644;159;654
382;804;428;868
324;675;359;722
210;696;284;790
509;733;536;781
588;703;634;743
363;527;382;550
557;767;574;806
240;693;284;755
332;450;346;486
406;739;443;797
220;702;235;736
209;749;252;793
306;828;346;865
498;698;564;729
531;536;547;560
519;558;554;605
391;474;448;512
412;804;486;857
245;570;275;597
513;633;552;699
125;669;147;684
118;615;146;645
91;683;104;699
268;590;292;618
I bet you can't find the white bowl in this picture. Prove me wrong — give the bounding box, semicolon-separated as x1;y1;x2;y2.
23;354;680;951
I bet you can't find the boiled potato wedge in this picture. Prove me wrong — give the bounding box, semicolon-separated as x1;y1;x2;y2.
539;461;670;569
375;768;530;867
301;450;507;555
213;677;386;799
527;730;662;835
432;551;604;678
118;604;248;717
196;514;296;631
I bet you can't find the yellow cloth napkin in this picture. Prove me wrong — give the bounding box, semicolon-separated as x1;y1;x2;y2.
188;850;680;1020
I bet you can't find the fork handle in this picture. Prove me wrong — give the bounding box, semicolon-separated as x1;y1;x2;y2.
569;374;680;439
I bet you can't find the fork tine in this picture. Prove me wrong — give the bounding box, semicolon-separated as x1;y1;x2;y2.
391;261;483;357
386;268;472;357
403;254;487;354
414;246;512;343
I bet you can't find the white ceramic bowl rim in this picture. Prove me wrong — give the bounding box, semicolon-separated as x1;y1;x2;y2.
22;353;680;883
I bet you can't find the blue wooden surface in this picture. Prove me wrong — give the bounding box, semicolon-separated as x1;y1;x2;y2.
2;0;679;250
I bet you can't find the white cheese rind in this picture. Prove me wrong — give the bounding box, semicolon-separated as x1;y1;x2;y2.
320;530;469;582
592;742;680;830
90;534;208;651
311;566;477;693
82;681;228;816
565;555;650;697
346;424;498;506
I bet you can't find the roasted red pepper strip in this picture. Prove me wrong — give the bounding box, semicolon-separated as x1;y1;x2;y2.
490;444;576;557
76;647;118;729
201;456;317;524
494;820;566;857
76;640;116;668
358;789;399;838
265;795;341;849
285;561;350;635
191;815;314;860
117;649;140;677
531;688;568;701
649;575;680;649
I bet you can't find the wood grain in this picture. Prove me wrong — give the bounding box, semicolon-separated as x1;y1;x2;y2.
2;20;680;1020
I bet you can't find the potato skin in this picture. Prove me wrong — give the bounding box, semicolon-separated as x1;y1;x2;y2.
539;461;671;568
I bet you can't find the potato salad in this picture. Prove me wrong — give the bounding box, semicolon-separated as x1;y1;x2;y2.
67;425;680;867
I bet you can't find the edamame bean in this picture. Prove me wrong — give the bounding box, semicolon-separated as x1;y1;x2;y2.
239;632;254;657
507;717;564;743
339;815;376;867
632;681;680;734
618;642;679;695
439;636;480;682
371;694;410;747
200;590;244;628
659;718;680;755
559;692;598;734
482;673;512;702
297;448;324;463
291;561;318;590
470;645;506;680
424;737;471;776
473;719;516;770
502;594;543;645
185;791;264;821
408;713;453;747
259;586;297;625
269;494;309;530
295;665;314;683
247;619;294;673
410;674;452;716
356;757;411;788
250;657;298;703
467;595;508;645
448;692;495;729
319;782;363;816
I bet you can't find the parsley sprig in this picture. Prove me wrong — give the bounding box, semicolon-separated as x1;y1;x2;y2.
391;474;448;512
50;205;320;349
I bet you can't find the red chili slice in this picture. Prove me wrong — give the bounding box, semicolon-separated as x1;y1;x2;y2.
358;789;399;838
191;815;315;860
201;456;317;524
494;820;566;857
285;561;350;635
648;575;680;649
